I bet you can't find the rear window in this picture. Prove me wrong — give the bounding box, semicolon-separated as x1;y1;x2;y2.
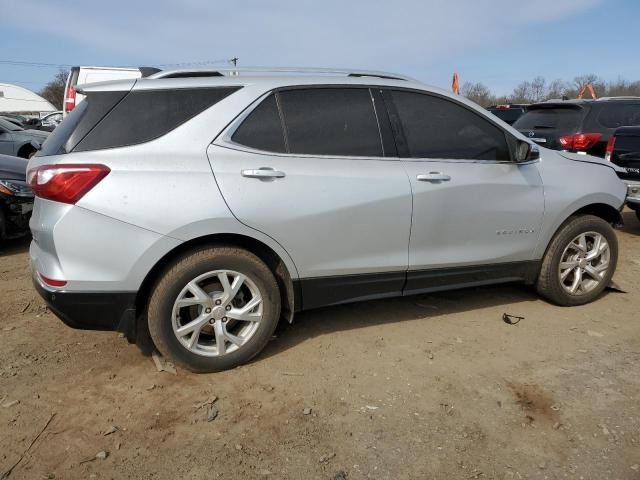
39;91;127;156
74;87;240;152
513;106;584;131
596;103;640;129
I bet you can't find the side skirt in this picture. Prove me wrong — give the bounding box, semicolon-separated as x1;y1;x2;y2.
295;261;540;311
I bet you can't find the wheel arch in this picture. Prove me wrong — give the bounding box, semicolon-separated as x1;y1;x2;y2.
135;233;300;331
535;200;622;262
16;141;37;159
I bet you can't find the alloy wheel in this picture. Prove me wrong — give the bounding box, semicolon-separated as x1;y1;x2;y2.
171;270;263;356
558;231;610;295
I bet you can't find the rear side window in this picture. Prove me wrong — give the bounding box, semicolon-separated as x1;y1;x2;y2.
74;87;240;152
232;95;286;153
278;88;383;157
596;103;640;129
513;106;584;131
390;90;510;160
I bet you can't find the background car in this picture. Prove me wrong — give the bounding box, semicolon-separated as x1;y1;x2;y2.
0;154;33;241
0;117;49;158
513;97;640;157
605;125;640;220
486;104;529;125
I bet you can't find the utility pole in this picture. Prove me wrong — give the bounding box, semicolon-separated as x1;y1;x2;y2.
229;57;239;76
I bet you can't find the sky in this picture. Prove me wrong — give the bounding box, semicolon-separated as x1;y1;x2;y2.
1;0;639;95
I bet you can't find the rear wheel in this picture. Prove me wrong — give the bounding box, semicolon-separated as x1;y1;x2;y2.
536;215;617;306
147;246;280;373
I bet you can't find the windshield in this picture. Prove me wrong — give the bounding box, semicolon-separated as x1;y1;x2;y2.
513;106;584;130
0;118;24;131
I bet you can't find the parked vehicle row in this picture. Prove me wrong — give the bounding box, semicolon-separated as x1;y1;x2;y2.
28;68;626;373
486;104;529;125
605;125;640;220
0;117;49;158
512;97;640;158
0;154;33;241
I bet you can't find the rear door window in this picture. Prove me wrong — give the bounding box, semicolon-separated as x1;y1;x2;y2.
596;103;640;129
513;106;583;132
277;88;383;157
389;90;511;160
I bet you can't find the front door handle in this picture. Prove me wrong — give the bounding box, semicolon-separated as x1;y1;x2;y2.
241;168;286;179
416;172;451;182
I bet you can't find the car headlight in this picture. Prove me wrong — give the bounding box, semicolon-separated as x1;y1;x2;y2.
0;179;33;197
627;183;640;202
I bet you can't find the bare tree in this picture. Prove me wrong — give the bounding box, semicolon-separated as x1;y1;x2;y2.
460;81;494;107
529;77;547;102
39;69;68;110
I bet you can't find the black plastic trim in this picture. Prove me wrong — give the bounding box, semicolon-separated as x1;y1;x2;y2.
33;276;136;334
298;271;406;310
404;261;540;295
296;261;540;311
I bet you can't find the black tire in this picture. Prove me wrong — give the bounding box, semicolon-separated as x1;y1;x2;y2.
536;215;618;306
636;209;640;223
147;246;280;373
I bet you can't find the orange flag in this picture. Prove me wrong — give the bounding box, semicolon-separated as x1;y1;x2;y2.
577;83;597;99
452;72;460;94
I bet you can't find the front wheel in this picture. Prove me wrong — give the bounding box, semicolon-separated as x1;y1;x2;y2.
147;247;281;373
536;215;618;306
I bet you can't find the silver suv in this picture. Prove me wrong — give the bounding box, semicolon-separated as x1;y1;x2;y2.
28;68;627;372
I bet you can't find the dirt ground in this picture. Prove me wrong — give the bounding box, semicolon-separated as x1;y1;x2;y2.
1;211;639;480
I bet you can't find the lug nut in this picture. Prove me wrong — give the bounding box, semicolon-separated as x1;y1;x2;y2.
222;317;228;322
215;300;221;305
225;305;231;311
205;308;211;313
209;319;215;325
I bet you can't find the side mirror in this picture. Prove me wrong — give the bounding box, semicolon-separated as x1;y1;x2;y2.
515;141;540;162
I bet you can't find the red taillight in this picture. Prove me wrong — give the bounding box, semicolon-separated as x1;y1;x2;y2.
64;86;76;112
559;133;602;151
40;274;67;288
28;164;110;204
604;136;616;161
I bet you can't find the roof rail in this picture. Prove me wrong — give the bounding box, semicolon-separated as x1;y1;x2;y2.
148;67;417;82
597;96;640;101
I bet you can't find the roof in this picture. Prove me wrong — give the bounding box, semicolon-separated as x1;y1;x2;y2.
78;67;426;94
0;83;56;114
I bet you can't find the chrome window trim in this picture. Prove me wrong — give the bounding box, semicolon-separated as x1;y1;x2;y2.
215;88;394;161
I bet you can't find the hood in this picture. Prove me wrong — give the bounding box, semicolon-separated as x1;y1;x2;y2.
557;151;625;174
13;129;50;144
0;154;28;181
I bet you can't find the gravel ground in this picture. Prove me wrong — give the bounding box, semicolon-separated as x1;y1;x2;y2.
1;211;639;480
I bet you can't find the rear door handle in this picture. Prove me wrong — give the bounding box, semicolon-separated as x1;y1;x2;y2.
416;172;451;182
241;168;286;179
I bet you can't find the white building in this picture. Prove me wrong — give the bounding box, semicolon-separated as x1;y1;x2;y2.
0;83;56;116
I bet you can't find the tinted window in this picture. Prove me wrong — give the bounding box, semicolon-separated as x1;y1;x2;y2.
38;91;127;156
278;88;383;157
596;103;640;129
391;91;510;160
513;106;584;131
232;95;286;153
487;108;525;125
0;118;22;131
74;87;240;152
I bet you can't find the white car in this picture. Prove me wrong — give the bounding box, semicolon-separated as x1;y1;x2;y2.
63;66;160;116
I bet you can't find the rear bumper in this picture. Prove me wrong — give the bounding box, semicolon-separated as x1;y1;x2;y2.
625;181;640;209
33;274;137;335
